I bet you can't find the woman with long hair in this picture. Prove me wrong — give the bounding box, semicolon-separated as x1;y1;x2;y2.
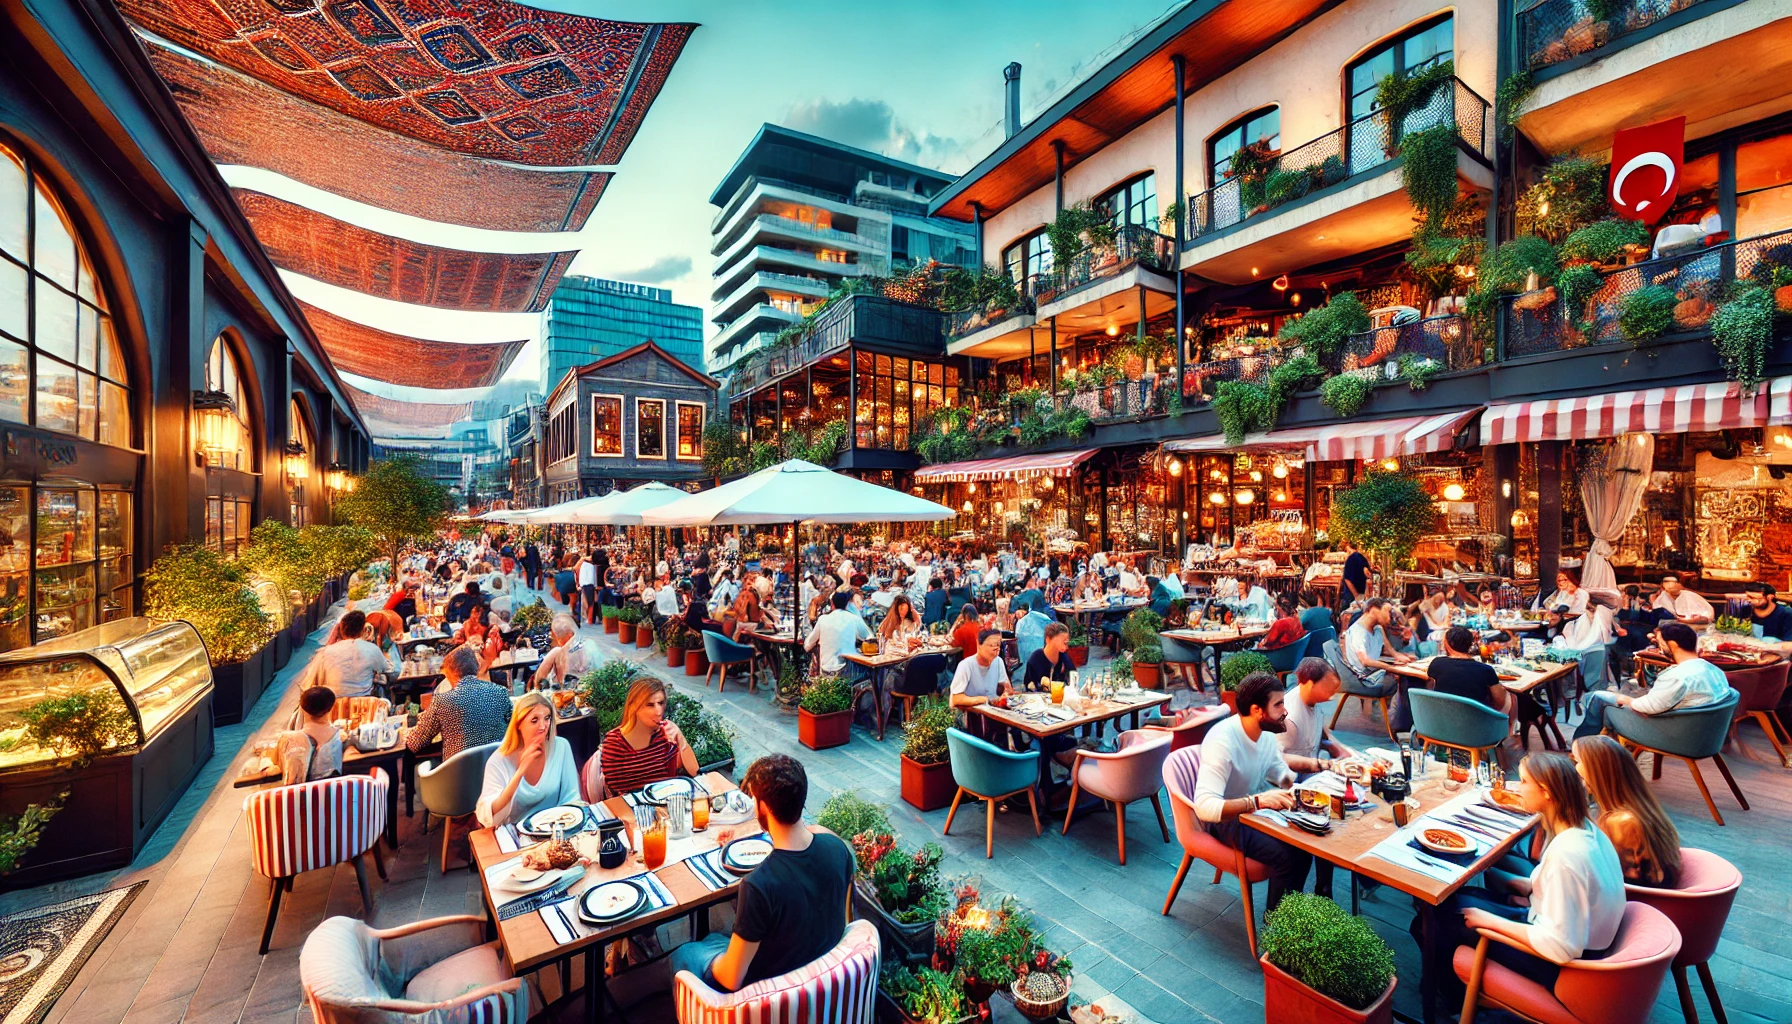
1572;735;1682;886
476;692;579;827
1433;752;1626;995
597;678;699;795
881;593;923;642
1539;566;1589;616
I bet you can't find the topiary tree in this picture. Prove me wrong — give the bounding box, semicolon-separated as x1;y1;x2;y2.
332;456;451;570
1329;472;1437;573
1261;892;1397;1010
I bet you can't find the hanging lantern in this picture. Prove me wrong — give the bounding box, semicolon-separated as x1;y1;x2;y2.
283;440;309;481
326;463;349;492
192;389;237;464
1235;489;1255;505
1272;462;1288;479
1209;491;1226;505
1443;483;1466;501
1168;459;1183;477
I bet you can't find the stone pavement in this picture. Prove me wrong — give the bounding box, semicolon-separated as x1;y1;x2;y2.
4;579;1789;1023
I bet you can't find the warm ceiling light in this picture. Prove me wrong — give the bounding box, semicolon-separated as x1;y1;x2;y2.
1316;234;1327;240
1272;274;1289;291
1250;267;1259;276
1274;490;1288;502
963;500;973;512
1501;480;1512;498
1443;483;1466;501
1272;463;1288;479
1249;470;1262;482
1168;459;1183;477
1105;325;1119;336
1209;491;1226;505
967;481;976;492
1290;292;1301;305
1235;489;1255;505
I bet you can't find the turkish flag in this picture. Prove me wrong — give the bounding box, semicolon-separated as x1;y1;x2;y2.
1608;116;1685;225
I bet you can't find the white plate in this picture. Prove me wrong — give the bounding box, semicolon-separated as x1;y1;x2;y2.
521;805;586;835
1415;826;1477;856
578;880;645;923
498;864;563;894
708;792;756;825
641;778;698;805
722;837;773;874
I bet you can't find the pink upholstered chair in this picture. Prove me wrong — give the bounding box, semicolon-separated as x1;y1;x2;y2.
674;919;879;1023
1160;746;1271;953
579;750;610;804
246;767;390;954
300;914;531;1024
1062;730;1173;864
1625;848;1742;1024
1144;704;1231;751
1455;901;1682;1024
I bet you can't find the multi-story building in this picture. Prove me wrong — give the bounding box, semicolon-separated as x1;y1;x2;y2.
706;124;978;372
540;275;704;390
541;341;719;504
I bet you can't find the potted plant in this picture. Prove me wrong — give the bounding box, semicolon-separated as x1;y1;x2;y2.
1329;472;1437;580
143;544;274;726
600;604;621;634
660;619;687;669
1129;643;1165;689
667;690;736;777
1009;947;1075;1022
899;696;956;811
849;831;950;965
1219;651;1272;713
797;674;855;749
1065;621;1090;667
635;611;655;649
681;630;709;676
938;890;1045;1014
1259;892;1397;1024
878;964;971;1024
615;605;640;646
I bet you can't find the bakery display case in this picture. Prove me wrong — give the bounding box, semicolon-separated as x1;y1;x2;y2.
0;618;214;887
251;576;295;676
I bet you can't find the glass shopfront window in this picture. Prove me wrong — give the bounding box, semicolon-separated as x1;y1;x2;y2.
289;397;312;528
676;402;704;461
205;496;251;558
853;349;959;451
0;482;132;652
203;338;250;469
635;398;665;460
591;395;622;456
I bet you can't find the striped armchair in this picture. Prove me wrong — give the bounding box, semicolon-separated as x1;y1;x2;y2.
246;767;390;954
674;919;880;1024
301;914;530;1024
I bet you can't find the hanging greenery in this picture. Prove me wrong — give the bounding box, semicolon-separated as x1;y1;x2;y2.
1617;284;1677;344
940;263;1019;312
1227;139;1278;211
1404;226;1484;298
1495;71;1536;149
1277;292;1371;357
1396;354;1440;391
701;420;750;478
1213;380;1279;445
1516;155;1608;242
1376;60;1455;127
1320;372;1375;418
1558;219;1649;265
1399;125;1460;224
1480;235;1561;293
1329;471;1437;570
1267;353;1326;405
1710;284;1775;391
1045;202;1114;267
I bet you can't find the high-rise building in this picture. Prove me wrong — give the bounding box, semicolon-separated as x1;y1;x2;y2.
706;124;977;372
539;275;704;392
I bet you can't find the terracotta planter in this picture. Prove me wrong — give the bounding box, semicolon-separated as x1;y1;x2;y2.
636;627;654;649
1261;956;1395;1024
798;707;852;750
617;621;636;645
1775;284;1792;313
900;755;955;811
961;978;1000;1012
1221;690;1238;714
603;615;619;634
684;649;708;676
668;647;686;670
1067;645;1089;667
1132;660;1162;689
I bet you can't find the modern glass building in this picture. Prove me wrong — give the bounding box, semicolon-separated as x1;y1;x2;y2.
539;275;704;393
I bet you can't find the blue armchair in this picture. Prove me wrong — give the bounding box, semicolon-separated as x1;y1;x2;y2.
1259;634;1310;682
702;630;759;694
1322;639;1397;740
945;727;1041;858
1158;631;1206;690
1409;689;1509;772
1608;689;1747;825
1299;606;1335;634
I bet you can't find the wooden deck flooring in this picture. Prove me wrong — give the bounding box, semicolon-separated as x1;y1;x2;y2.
6;588;1789;1024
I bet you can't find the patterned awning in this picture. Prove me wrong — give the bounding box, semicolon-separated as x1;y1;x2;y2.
300;303;524;389
1480;383;1773;445
346;384;471;433
1164;409;1479;462
913;449;1096;483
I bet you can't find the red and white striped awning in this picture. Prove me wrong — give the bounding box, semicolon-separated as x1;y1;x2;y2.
1164;409;1478;462
1770;377;1792;424
913;448;1096;483
1479;381;1775;445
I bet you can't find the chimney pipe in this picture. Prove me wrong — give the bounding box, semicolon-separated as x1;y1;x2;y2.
1003;62;1022;139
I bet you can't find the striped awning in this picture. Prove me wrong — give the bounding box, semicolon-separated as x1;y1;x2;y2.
1479;381;1778;445
913;448;1096;483
1771;377;1792;423
1164;409;1478;462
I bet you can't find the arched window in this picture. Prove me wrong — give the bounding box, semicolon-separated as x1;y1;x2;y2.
289;397;313;528
0;137;131;446
1208;107;1281;187
1096;173;1157;230
202;336;252;470
1001;229;1051;294
1346;15;1454;122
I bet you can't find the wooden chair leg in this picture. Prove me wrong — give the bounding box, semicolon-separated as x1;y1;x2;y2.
707;663;721;693
943;787;965;836
1212;867;1223;884
1750;710;1791;766
1061;778;1082;835
370;839;387;881
259;876;287;955
352;852;374;915
1115;801;1128;865
1163;853;1193;915
1235;849;1257;955
1710;753;1749;811
1379;698;1396;740
1025;788;1042;837
440;817;455;874
1682;757;1726;826
1671;965;1697;1024
1459;936;1491;1024
1150;793;1170;842
1653;750;1664;780
984;798;996;859
1695;961;1729;1024
1328;698;1346;730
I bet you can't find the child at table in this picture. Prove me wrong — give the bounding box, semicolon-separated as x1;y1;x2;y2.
278;685;344;786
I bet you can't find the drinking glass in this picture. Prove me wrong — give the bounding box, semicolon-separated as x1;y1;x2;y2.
642;820;667;870
692;794;710;832
1050;680;1065;705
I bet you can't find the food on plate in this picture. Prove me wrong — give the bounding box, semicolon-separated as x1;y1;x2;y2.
1487;786;1525;811
523;835;581;871
1423;828;1469;851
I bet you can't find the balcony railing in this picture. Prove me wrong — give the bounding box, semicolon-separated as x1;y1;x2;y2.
1518;0;1717;71
1008;375;1168;426
1181;353;1274;404
1185;77;1488;242
1503;228;1792;358
1035;224;1176;307
944;274;1041;342
1334;315;1483;375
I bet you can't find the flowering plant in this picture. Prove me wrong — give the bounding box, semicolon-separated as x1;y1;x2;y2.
850;832;950;925
934;886;1069;988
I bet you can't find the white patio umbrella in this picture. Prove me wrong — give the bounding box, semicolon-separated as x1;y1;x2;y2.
561;481;687;525
514;495;607;524
475;508;522;523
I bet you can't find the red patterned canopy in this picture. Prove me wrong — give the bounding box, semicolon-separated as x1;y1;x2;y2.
300;302;523;389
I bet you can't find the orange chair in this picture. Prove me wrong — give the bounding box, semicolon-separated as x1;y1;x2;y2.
1160;746;1271;953
1456;901;1681;1024
1143;704;1231;751
1625;848;1742;1024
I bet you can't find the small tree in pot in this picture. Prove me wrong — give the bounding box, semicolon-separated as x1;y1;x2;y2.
1120;608;1165;687
1329;471;1437;581
614;605;642;645
797;674;855;749
1259;892;1397;1024
680;629;708;675
1219;651;1273;713
1065;620;1090;666
600;604;621;633
900;696;955;810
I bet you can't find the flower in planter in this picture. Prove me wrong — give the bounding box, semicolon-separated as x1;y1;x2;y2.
850;832;950;925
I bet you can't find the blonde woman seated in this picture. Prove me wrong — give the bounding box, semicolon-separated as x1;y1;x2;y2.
598;678;700;796
476;691;580;828
1572;735;1682;887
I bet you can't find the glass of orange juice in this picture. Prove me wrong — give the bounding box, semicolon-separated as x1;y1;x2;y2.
1050;680;1065;704
692;794;710;832
642;818;667;870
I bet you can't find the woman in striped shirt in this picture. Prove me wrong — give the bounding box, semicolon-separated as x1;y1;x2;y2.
599;678;700;795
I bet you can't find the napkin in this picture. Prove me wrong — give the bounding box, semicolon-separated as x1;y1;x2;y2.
539;871;676;943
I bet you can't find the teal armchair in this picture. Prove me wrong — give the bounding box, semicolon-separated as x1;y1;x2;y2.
1259;633;1309;681
1409;689;1509;773
1608;689;1747;825
702;630;759;694
1158;631;1206;690
944;727;1041;858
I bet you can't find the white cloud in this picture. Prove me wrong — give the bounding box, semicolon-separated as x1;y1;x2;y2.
782;97;969;173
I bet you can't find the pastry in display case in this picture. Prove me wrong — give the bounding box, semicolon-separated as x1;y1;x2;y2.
0;487;27;653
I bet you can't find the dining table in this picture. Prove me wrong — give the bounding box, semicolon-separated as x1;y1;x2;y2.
968;689;1172;807
1241;759;1539;1024
1384;654;1578;749
1158;624;1272;687
840;637;963;739
468;771;758;1023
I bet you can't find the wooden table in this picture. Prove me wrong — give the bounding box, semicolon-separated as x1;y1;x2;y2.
734;626;806;696
1386;655;1578;750
396;631;452;654
469;771;744;1023
969;691;1171;804
841;639;961;739
1159;625;1271;686
1242;764;1538;1024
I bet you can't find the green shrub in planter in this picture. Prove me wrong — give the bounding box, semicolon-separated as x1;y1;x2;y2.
1219;651;1273;692
799;674;855;715
21;687;137;766
599;604;622;620
1557;218;1647;265
902;695;953;765
239;520;330;599
143;544;272;664
816;791;892;840
880;964;967;1024
1320;373;1375;418
1132;642;1164;666
1618;284;1677;344
578;661;639;734
667;690;735;768
1120;608;1164;652
1261;892;1397;1011
1711;284;1775;391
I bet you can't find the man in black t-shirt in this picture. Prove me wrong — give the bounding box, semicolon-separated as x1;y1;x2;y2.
667;754;852;991
1023;622;1074;691
1736;582;1792;641
1426;626;1509;714
1338;540;1370;611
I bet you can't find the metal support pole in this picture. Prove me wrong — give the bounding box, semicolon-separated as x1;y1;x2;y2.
1053;140;1066;213
971;201;985;269
1172;54;1187;399
1049;317;1059;393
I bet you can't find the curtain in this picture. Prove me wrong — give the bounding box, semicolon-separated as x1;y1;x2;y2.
1578;433;1655;592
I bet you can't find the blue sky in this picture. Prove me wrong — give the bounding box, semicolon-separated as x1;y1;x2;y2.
278;0;1182;397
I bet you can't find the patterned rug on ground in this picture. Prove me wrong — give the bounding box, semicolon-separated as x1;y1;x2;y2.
0;882;144;1024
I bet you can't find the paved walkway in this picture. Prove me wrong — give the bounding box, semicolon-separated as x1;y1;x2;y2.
5;582;1789;1023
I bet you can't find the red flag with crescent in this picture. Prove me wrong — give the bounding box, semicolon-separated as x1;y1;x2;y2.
1608;117;1684;225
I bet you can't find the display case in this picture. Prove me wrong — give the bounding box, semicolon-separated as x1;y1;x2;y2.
0;618;214;888
251;576;295;675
